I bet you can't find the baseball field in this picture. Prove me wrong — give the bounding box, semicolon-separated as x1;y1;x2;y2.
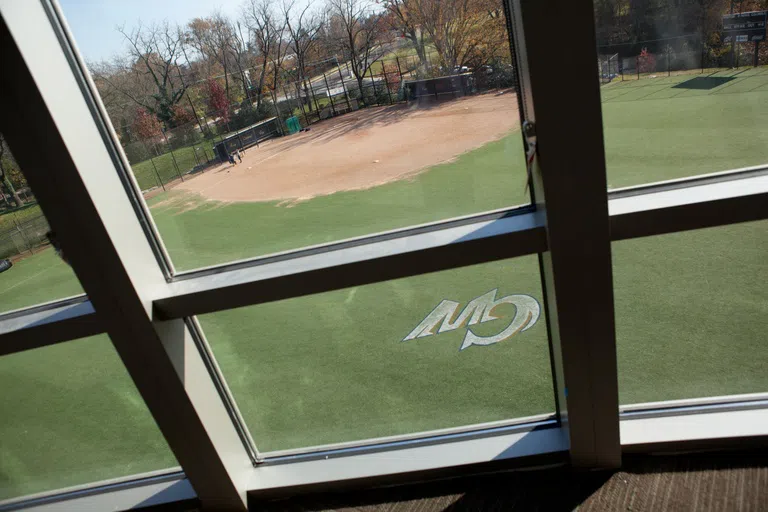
1;70;767;499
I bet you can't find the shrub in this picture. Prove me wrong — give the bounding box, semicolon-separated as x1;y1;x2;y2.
638;47;657;73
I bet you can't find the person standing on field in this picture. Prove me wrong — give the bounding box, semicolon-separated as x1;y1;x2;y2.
235;149;242;163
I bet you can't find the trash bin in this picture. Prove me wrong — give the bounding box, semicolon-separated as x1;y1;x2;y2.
286;116;302;135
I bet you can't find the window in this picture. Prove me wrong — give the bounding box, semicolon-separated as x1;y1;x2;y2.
614;220;768;405
58;0;530;272
199;256;553;454
0;335;176;501
0;140;83;314
594;3;768;188
1;0;766;510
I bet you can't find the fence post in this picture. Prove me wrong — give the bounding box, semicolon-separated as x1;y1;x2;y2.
667;46;670;77
146;149;165;191
382;64;393;104
305;77;321;116
10;232;24;256
13;216;33;255
636;55;640;80
323;72;337;116
701;43;705;74
337;60;351;111
395;56;403;81
369;62;377;105
271;88;286;136
755;41;760;68
140;140;163;190
294;82;311;127
161;127;184;182
192;146;201;167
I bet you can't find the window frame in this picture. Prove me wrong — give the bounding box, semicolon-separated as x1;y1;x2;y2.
0;0;767;510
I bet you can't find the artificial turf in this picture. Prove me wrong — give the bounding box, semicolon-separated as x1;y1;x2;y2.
601;68;768;187
1;69;767;499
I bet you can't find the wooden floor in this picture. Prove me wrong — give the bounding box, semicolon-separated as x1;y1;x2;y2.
250;449;768;512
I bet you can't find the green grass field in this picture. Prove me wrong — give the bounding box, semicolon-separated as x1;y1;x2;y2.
130;139;217;191
0;203;44;232
1;69;767;499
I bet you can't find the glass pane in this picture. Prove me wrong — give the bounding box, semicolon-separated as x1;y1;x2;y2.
593;4;768;188
199;256;553;453
614;221;768;405
0;335;177;500
59;0;529;271
0;134;84;314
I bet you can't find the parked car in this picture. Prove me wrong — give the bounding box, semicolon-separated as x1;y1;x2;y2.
0;259;12;274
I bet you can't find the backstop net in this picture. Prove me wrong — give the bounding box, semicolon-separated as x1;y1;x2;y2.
598;53;619;84
214;117;281;160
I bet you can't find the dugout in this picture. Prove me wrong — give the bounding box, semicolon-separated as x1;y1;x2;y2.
214;117;280;160
403;73;474;101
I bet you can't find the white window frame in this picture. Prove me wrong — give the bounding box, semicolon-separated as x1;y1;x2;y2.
0;0;767;510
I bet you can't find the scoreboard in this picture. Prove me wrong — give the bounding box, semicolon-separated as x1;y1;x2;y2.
723;11;767;43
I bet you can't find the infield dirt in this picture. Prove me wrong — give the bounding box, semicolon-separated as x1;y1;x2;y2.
175;90;519;203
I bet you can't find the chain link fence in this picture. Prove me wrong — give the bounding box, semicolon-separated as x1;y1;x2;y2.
120;123;223;193
266;52;516;132
599;34;768;84
0;209;50;260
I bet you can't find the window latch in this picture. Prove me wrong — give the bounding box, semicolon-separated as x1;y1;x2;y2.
522;120;537;195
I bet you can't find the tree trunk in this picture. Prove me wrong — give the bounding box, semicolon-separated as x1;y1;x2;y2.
223;58;231;105
2;178;23;208
303;80;313;112
298;57;313;113
256;64;268;110
356;76;366;106
0;191;9;208
240;68;252;104
408;29;427;68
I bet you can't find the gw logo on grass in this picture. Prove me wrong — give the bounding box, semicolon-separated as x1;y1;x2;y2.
403;289;540;351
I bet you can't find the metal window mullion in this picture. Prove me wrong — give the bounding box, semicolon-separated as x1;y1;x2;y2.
156;210;548;319
0;297;102;356
507;0;621;468
0;3;249;509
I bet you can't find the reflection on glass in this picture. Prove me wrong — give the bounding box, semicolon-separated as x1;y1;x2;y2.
0;335;177;500
614;221;768;405
199;256;553;453
59;0;528;271
0;134;83;314
593;5;768;188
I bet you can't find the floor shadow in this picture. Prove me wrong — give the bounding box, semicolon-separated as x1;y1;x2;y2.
252;468;612;512
250;446;768;511
671;76;736;89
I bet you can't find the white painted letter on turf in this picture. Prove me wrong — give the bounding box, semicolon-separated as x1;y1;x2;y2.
402;289;540;350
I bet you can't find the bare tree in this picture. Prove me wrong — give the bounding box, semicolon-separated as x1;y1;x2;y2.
411;0;480;73
283;0;324;111
381;0;427;66
244;0;288;108
227;19;255;104
327;0;384;103
98;22;189;124
0;134;23;208
187;13;236;104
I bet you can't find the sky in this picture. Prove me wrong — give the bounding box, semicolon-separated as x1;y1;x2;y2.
58;0;243;62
